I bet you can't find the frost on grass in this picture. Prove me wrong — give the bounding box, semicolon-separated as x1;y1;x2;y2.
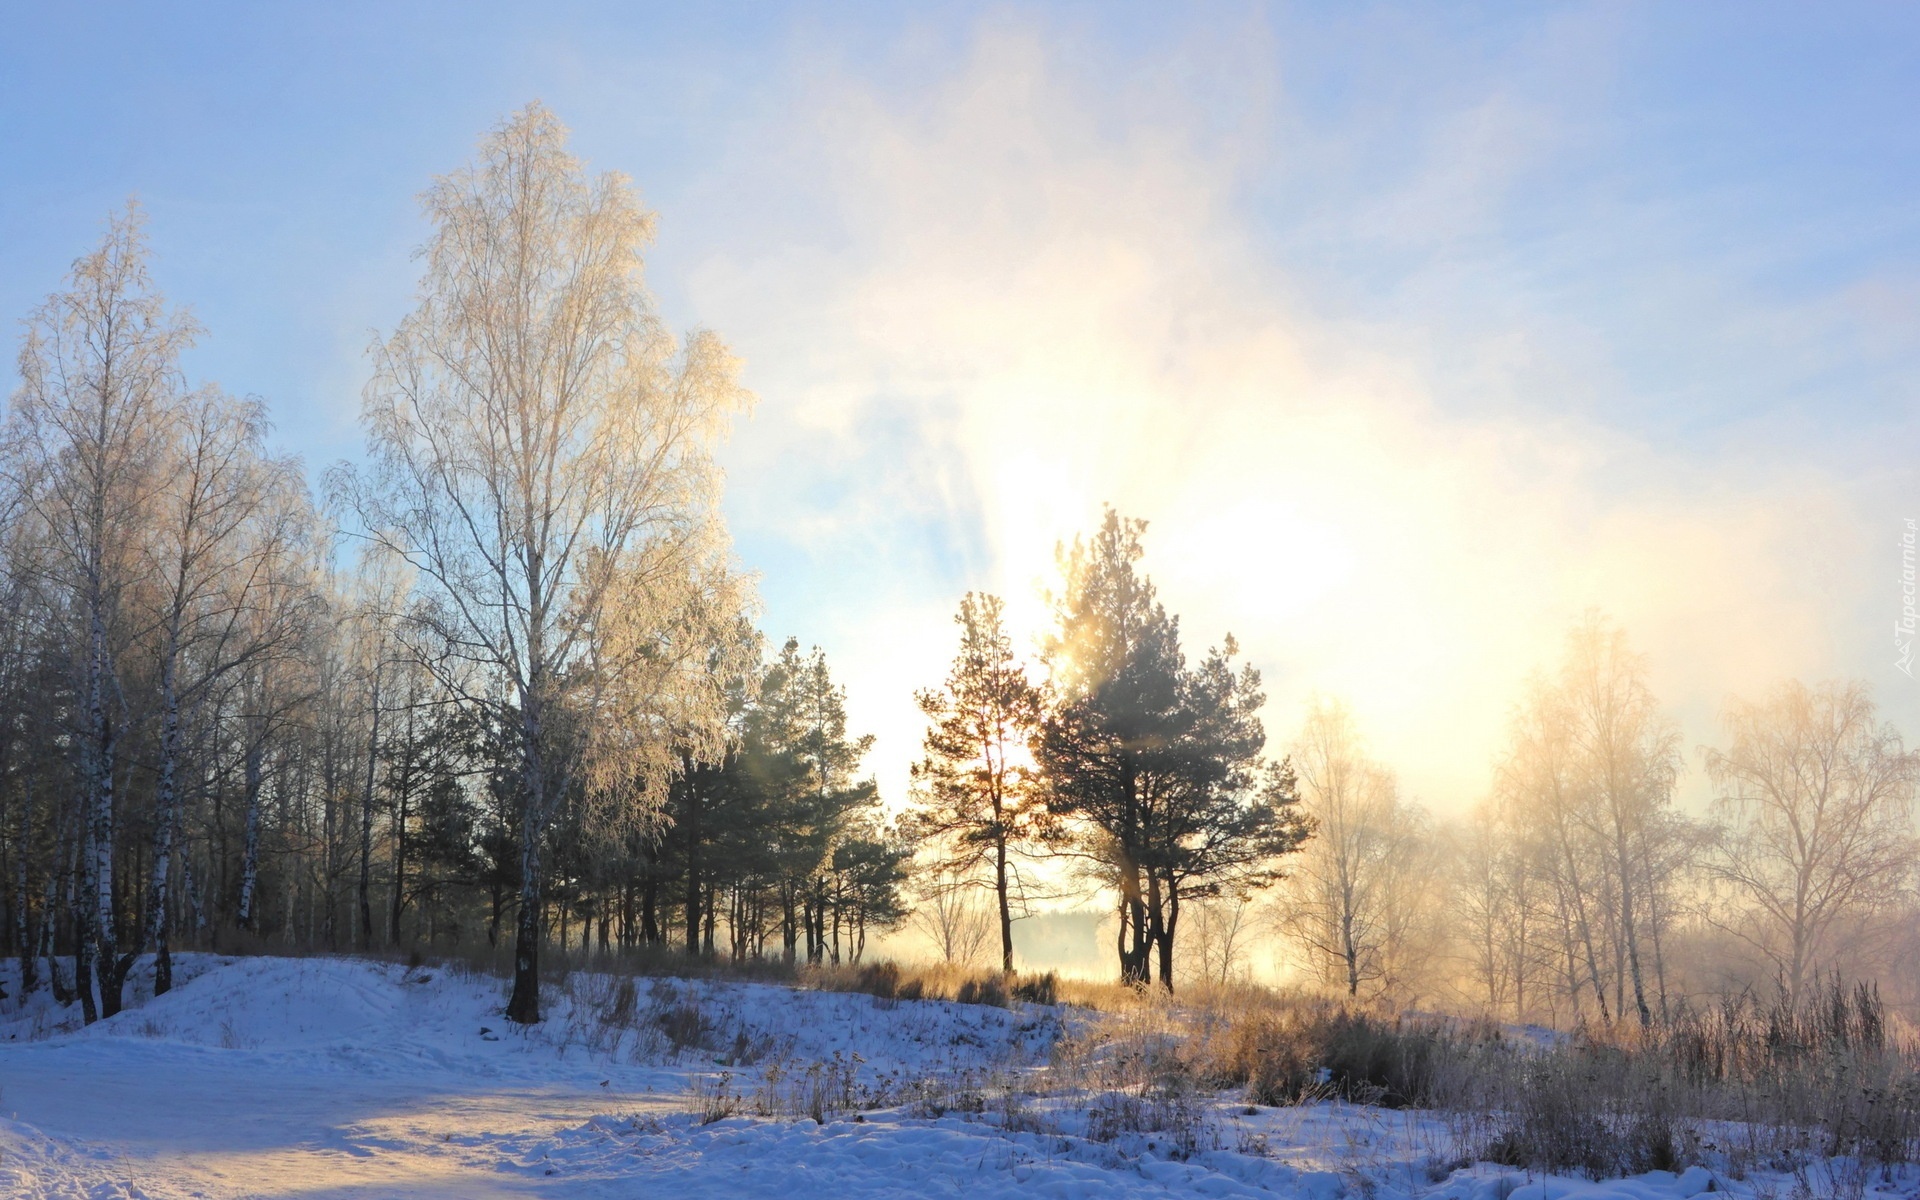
1;955;1915;1199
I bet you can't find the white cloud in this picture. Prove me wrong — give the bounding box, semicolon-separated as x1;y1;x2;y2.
676;18;1902;815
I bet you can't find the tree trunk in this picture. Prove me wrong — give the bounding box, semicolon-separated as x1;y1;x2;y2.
1115;769;1152;987
87;611;122;1019
237;738;264;930
1342;898;1361;998
389;710;410;946
1615;822;1652;1028
505;704;548;1024
147;654;182;995
1152;879;1167;990
683;786;701;956
358;669;381;951
781;882;797;965
321;736;338;951
1117;860;1152;986
72;834;98;1024
1555;824;1612;1024
40;890;68;1005
506;857;541;1023
182;850;206;939
995;832;1013;974
40;833;66;1004
14;794;36;996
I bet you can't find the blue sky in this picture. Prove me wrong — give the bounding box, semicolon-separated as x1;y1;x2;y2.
5;2;1917;810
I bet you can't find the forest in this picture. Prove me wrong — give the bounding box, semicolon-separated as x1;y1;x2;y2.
3;103;1917;1037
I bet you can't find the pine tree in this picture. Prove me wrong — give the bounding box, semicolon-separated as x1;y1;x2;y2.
907;592;1043;973
1035;508;1311;989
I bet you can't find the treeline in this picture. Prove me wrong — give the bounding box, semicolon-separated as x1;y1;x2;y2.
0;108;1317;1027
1126;625;1920;1025
5;101;1916;1030
650;637;907;966
1453;644;1920;1025
0;106;918;1026
908;577;1920;1024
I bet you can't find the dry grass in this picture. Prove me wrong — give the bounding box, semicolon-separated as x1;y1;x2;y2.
373;941;1066;1011
803;959;1061;1007
1034;975;1920;1181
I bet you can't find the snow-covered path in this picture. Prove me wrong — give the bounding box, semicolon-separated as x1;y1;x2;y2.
0;957;690;1197
2;1045;674;1197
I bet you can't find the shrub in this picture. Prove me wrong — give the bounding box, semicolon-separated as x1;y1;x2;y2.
1082;1084;1219;1160
1199;996;1474;1109
691;1072;742;1124
1469;978;1919;1179
749;1053;869;1122
957;975;1011;1008
1012;972;1059;1006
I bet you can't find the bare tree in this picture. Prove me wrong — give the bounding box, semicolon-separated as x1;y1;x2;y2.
1561;614;1682;1028
340;548;411;952
1279;699;1427;1000
8;205;195;1018
906;864;995;967
232;622;319;934
1183;894;1258;989
337;104;750;1023
1451;796;1552;1021
1490;618;1692;1028
1703;680;1919;1001
1497;676;1613;1023
1454;802;1510;1014
139;387;315;991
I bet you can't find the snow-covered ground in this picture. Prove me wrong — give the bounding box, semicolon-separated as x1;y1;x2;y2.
0;955;1893;1198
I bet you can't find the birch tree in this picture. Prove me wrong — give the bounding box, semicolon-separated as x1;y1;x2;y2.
1560;614;1682;1028
907;864;995;966
338;104;750;1023
1183;894;1258;989
1497;677;1614;1022
1704;680;1919;1000
8;205;193;1018
1489;619;1692;1026
232;625;318;933
1280;699;1411;999
339;549;412;952
1452;796;1550;1021
139;387;315;990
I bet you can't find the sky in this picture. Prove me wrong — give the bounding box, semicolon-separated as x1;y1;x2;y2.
3;1;1917;818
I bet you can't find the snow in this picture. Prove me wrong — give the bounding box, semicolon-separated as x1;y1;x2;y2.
0;955;1901;1198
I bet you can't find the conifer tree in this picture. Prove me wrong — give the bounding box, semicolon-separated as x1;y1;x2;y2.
1035;508;1310;989
907;592;1043;973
